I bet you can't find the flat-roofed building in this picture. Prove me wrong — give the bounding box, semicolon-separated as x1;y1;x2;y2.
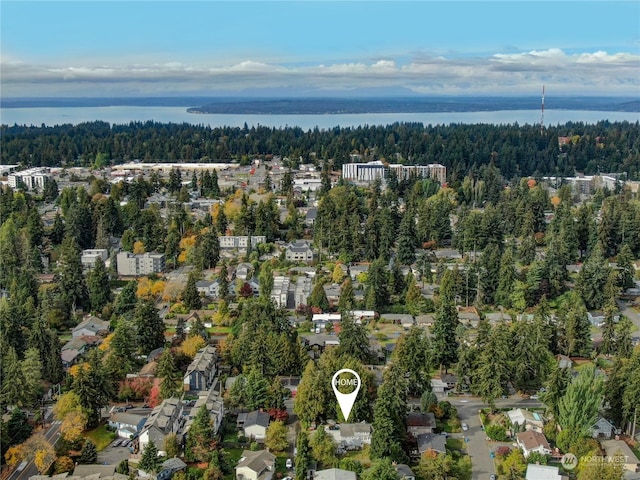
8;167;51;190
116;251;165;276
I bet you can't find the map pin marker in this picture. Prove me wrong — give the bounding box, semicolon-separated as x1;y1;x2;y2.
332;368;361;422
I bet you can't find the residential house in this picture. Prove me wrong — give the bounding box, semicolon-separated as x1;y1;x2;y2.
430;378;447;394
185;382;224;437
407;412;437;436
601;439;640;472
525;464;562;480
108;412;146;439
556;354;573;369
61;336;102;368
323;284;341;306
138;398;185;454
325;423;372;451
395;464;416;480
440;374;458;390
71;465;119;477
278;376;300;397
293;276;312;308
457;307;480;327
345;310;376;323
270;276;291;308
588;310;619;327
183;345;217;392
235;263;253;281
156;457;188;480
195;280;220;298
516;431;552;458
314;468;357;480
591;416;619;439
305;208;317;226
72;316;110;338
416;433;447;456
243;410;271;441
416;314;435;327
348;264;369;281
507;408;545;433
485;312;512;324
380;314;415;328
285;240;314;262
81;249;109;272
235;449;276;480
312;313;342;332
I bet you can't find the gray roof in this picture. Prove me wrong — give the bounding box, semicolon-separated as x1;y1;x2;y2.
244;410;270;428
416;433;447;454
110;412;146;429
73;316;110;334
143;397;182;433
185;345;217;376
314;468;357;480
72;465;117;477
236;449;276;475
395;464;416;478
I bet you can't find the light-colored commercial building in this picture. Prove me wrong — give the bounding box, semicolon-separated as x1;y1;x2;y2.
342;161;447;185
116;251;165;276
8;167;52;190
81;249;109;272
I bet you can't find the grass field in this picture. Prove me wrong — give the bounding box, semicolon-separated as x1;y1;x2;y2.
85;424;116;451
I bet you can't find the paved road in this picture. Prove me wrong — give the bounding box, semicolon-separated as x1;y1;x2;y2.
8;418;61;480
447;396;543;480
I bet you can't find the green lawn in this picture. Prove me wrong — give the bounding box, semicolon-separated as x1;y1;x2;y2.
446;438;465;451
85;424;116;451
223;448;244;480
342;445;372;468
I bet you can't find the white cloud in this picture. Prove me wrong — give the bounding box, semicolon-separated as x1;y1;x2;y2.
1;48;638;96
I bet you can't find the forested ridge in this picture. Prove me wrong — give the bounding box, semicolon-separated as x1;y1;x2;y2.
2;120;640;179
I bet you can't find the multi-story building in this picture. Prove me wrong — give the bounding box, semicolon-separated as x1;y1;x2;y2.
218;235;266;249
342;161;386;182
271;276;291;308
8;167;52;191
342;162;447;185
81;249;109;272
116;251;165;276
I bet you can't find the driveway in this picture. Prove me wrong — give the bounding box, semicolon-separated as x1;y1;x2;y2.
448;395;544;480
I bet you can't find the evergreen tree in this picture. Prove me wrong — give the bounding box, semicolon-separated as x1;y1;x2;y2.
157;349;181;399
86;258;112;313
139;440;162;474
196;227;220;270
309;279;329;311
1;347;25;406
432;295;459;373
210;169;220;197
79;439;98;464
396;209;417;265
134;298;166;354
365;258;389;310
218;262;229;300
338;316;372;363
576;243;610;310
73;350;113;427
473;324;511;410
56;234;88;313
541;365;571;420
561;294;591;357
295;430;311;480
558;364;604;445
616;244;635;290
50;212;65;245
616;316;633;358
181;272;202;310
113;280;137;316
338;277;355;311
370;363;408;463
21;348;43;407
6;408;33;447
495;243;516;307
393;325;432;396
479;242;502;305
185;405;214;462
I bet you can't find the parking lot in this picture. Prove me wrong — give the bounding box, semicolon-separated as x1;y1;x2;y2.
97;437;133;466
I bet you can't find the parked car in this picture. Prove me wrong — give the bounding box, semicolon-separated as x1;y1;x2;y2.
530;395;538;400
462;423;469;431
111;439;122;447
286;458;293;469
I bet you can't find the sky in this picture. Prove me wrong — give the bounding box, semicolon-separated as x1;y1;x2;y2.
1;1;640;97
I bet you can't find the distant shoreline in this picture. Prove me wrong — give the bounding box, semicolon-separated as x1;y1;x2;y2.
2;96;638;114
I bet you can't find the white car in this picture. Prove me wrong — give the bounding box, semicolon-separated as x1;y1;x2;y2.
285;458;293;469
462;423;469;431
531;395;539;400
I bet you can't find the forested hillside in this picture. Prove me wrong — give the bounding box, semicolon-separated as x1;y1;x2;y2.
2;120;639;179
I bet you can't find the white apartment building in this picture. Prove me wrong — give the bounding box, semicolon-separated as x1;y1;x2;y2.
116;251;165;276
271;276;291;308
342;162;447;185
8;167;52;190
81;249;109;272
342;161;386;182
218;235;266;249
